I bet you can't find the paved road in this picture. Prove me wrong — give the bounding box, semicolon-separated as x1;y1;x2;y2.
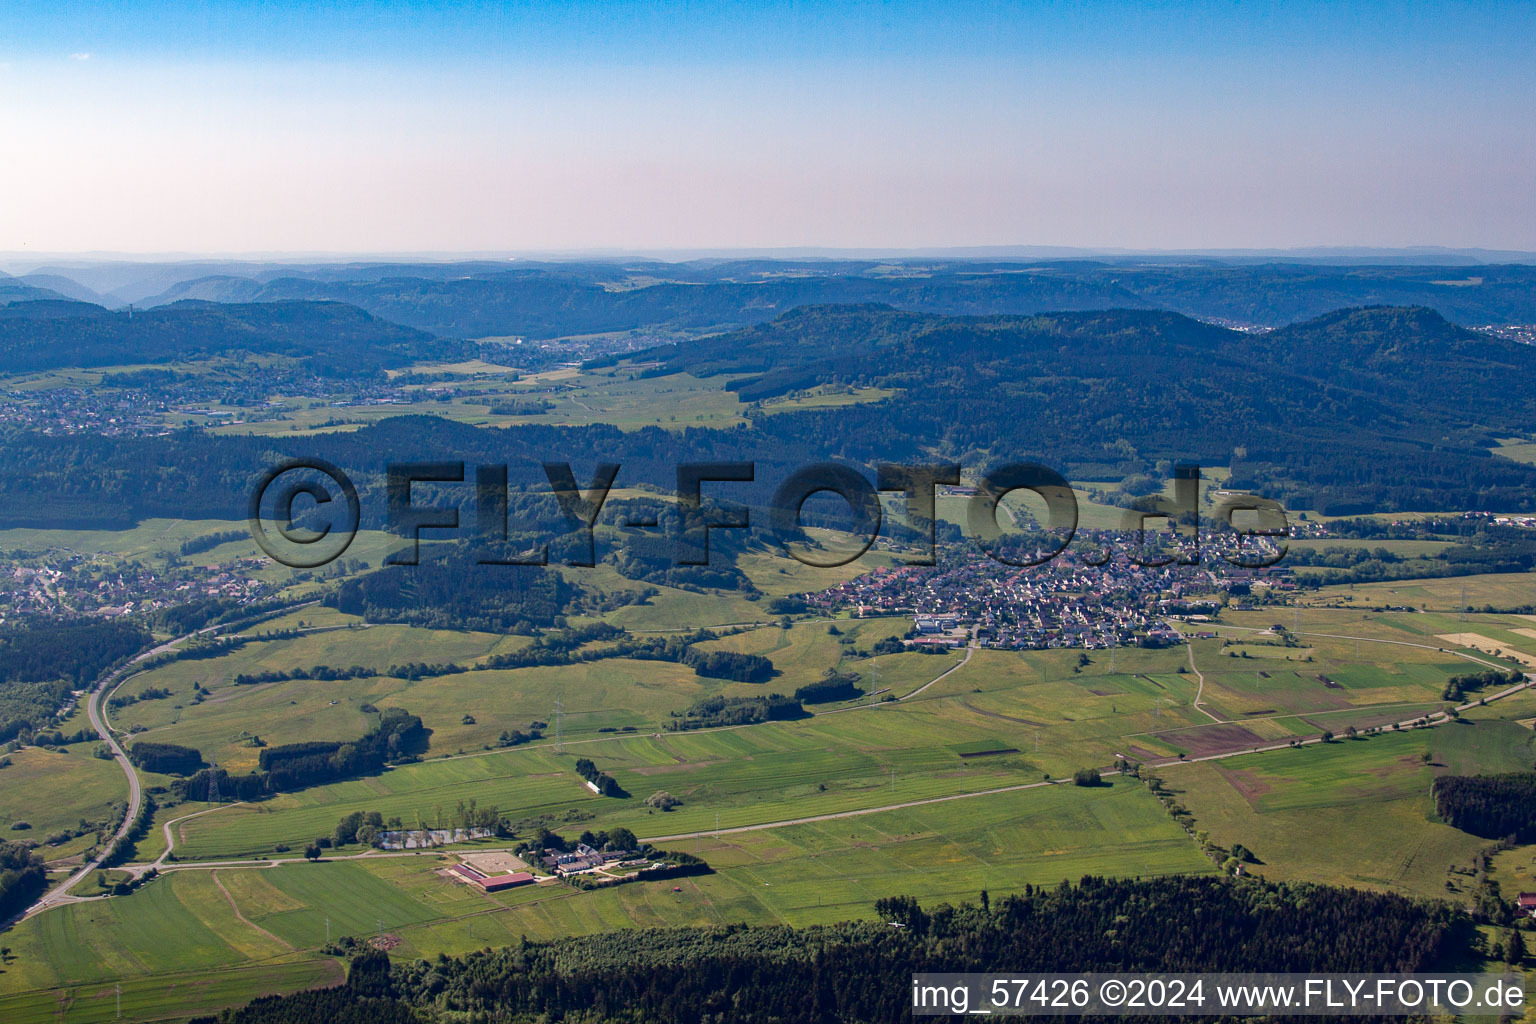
642;776;1057;843
14;601;318;923
19;632;189;920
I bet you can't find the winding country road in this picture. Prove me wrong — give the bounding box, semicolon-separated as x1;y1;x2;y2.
18;632;186;920
1185;642;1224;723
14;602;319;924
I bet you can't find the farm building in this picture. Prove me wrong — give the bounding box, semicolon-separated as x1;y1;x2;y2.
448;862;536;892
1518;892;1536;918
538;843;641;876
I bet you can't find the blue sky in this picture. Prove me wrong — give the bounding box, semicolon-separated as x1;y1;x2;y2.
1;1;1532;253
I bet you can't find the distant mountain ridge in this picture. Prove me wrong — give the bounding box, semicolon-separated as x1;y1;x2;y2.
133;262;1536;340
4;273;111;305
0;273;68;305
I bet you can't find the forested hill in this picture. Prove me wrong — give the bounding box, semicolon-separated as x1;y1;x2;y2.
2;304;1535;525
643;303;1525;420
0;279;67;306
617;303;1536;513
0;298;455;374
625;304;1236;388
141;261;1536;338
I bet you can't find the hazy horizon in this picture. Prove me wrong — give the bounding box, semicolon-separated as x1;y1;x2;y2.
2;1;1533;253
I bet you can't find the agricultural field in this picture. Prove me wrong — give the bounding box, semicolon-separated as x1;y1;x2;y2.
1308;573;1536;611
115;653;706;773
112;601;1505;866
8;514;1536;1023
1491;438;1536;466
1167;699;1536;900
66;595;1522;863
689;617;911;695
757;385;897;414
0;779;1207;1023
0;518;250;564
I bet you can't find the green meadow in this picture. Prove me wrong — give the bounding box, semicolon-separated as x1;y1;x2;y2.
0;779;1207;1022
0;747;129;839
7;517;1536;1024
86;598;1524;867
1167;699;1536;900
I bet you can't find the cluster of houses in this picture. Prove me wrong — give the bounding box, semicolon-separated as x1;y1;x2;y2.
1;558;271;621
1493;515;1536;529
808;545;1294;651
0;383;176;435
809;557;1196;650
537;842;643;876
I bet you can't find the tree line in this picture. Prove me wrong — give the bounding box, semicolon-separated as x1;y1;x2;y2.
173;708;425;801
573;757;626;798
193;874;1470;1024
1442;669;1524;703
1433;772;1536;840
668;694;807;730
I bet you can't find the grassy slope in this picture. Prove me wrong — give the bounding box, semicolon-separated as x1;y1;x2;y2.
0;747;127;839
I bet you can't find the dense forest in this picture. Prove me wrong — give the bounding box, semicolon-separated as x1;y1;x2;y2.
682;649;774;683
0;619;149;741
669;694;807;730
636;304;1536;513
196;875;1470;1023
328;553;579;632
795;669;865;703
1432;772;1536;840
0;619;148;687
128;740;206;775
